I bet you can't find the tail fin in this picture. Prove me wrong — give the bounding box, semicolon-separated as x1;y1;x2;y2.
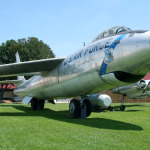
15;52;26;82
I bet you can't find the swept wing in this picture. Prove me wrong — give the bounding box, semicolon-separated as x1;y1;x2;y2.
0;57;65;77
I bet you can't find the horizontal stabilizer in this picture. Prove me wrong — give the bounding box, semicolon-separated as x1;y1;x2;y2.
0;57;65;77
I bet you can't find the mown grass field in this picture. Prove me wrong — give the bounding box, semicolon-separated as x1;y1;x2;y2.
0;102;150;150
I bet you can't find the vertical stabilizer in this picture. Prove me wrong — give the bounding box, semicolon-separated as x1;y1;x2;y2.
15;51;21;63
15;52;26;82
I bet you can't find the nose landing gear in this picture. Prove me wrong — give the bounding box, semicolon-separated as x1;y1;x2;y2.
120;94;126;111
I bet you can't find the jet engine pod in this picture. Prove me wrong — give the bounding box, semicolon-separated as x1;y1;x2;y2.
112;80;147;95
87;94;112;111
139;80;147;89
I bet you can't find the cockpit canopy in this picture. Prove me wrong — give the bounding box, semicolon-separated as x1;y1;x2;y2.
93;26;131;42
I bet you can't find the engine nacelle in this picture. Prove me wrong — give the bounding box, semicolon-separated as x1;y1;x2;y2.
87;94;112;111
101;72;144;86
112;80;147;95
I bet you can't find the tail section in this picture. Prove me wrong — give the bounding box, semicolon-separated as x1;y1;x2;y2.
15;52;26;82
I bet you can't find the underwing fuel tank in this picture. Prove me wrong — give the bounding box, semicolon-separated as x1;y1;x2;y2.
87;94;112;111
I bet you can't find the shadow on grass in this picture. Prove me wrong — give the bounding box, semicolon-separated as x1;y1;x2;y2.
113;104;145;112
0;105;143;131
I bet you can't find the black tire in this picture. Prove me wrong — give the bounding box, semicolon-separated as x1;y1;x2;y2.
38;100;45;110
108;106;114;112
31;99;45;110
120;105;125;111
31;98;38;110
84;99;92;117
110;107;114;112
69;99;81;118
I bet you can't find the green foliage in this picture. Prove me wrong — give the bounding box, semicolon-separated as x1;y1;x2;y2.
0;37;55;65
0;103;150;150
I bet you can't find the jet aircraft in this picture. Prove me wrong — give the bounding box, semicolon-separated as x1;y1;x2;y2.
112;75;150;111
0;26;150;118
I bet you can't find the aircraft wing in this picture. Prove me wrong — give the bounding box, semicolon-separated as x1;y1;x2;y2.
0;80;22;84
0;57;65;77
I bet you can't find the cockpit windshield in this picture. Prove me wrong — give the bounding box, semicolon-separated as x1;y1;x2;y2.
93;26;131;42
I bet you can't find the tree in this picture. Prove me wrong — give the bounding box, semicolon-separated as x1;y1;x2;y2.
0;37;55;64
0;37;55;100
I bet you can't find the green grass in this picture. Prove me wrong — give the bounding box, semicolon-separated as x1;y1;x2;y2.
0;103;150;150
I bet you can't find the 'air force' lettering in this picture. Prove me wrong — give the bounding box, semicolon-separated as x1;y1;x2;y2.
64;38;113;66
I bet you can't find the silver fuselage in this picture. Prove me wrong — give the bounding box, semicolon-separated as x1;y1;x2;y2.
14;31;150;100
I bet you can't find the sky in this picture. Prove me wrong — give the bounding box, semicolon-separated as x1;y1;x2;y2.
0;0;150;57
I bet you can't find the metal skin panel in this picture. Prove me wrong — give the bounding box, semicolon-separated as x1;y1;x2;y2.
14;31;150;99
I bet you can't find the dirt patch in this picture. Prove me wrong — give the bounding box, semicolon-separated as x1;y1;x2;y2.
0;100;12;103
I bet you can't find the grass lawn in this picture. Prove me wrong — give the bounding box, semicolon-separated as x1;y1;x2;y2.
0;102;150;150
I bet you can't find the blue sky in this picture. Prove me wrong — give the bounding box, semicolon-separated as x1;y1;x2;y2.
0;0;150;57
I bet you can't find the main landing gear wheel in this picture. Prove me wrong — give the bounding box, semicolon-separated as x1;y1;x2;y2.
120;105;125;111
83;99;92;118
31;98;45;110
69;99;81;118
108;106;114;112
69;99;92;119
38;100;45;110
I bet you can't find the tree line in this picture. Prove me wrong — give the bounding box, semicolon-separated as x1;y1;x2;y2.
0;37;55;100
0;37;55;64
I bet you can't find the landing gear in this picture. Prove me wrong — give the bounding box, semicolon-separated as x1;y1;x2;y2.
83;99;91;117
69;99;92;119
120;94;126;111
120;105;125;111
108;106;114;112
31;98;45;110
69;99;81;118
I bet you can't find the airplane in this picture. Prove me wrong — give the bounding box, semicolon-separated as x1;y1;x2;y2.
112;76;150;111
0;25;150;118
